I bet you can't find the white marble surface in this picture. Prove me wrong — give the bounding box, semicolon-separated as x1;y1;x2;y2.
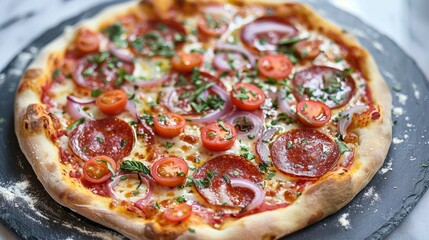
0;0;428;239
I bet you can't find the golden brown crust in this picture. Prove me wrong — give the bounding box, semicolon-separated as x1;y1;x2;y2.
14;0;392;239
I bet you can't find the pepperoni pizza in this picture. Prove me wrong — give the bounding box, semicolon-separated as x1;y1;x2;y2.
14;0;392;239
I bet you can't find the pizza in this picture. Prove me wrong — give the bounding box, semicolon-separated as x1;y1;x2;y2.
14;0;392;239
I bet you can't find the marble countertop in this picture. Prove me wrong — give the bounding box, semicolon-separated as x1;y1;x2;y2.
0;0;428;239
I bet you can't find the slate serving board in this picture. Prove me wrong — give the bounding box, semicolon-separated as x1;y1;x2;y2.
1;0;428;239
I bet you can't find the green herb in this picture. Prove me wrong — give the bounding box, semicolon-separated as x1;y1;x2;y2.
188;228;196;233
278;36;308;45
176;196;186;203
66;117;85;130
217;120;229;132
141;112;154;125
120;160;151;176
247;134;255;140
82;68;95;77
241;152;255;161
97;160;116;179
131;32;175;57
301;139;308;145
392;86;401;92
165;142;174;149
96;136;104;143
258;162;269;174
154;202;160;209
120;139;127;148
208;131;216;138
421;163;428;168
104;22;128;48
52;68;60;79
132;190;140;196
287;141;293;149
177;171;186;177
88;52;110;64
173;33;185;42
343;68;354;76
82;146;88;154
259;38;268;45
193;171;216;188
265;172;275;180
336;139;350;154
204;14;220;29
222;174;231;184
334;57;343;63
120;175;127;180
91;89;104;98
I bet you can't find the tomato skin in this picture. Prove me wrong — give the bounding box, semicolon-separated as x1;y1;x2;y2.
296;100;331;127
153;113;186;138
231;82;266;111
296;40;321;60
172;53;203;73
164;203;192;222
96;90;128;115
76;29;100;54
151;157;189;187
258;54;293;80
201;121;237;151
83;155;117;184
197;14;228;37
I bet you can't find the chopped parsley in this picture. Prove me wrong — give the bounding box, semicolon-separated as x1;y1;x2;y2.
278;36;308;45
165;142;174;149
265;172;275;180
176;196;186;203
91;89;104;98
131;32;175;57
52;68;60;79
222;174;231;184
96;136;104;143
336;139;350;154
103;22;128;48
66;117;85;130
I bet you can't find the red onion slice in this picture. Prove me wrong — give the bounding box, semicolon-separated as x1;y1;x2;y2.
65;95;95;120
256;127;280;164
108;43;134;63
108;173;151;203
187;85;232;123
224;110;263;139
215;43;256;68
337;105;368;137
277;90;297;120
126;73;170;88
72;59;90;89
230;179;265;211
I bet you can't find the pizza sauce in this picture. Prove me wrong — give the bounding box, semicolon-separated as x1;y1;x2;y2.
41;2;381;229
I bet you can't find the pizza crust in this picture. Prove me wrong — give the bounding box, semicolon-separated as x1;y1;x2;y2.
14;1;392;239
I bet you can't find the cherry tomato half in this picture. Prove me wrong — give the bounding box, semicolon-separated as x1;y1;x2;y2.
96;89;128;115
296;100;331;127
151;157;189;187
197;14;228;37
172;53;203;73
201;121;237;151
258;54;293;80
296;40;321;60
164;203;192;223
231;82;266;111
76;29;100;54
153;113;186;138
83;155;117;184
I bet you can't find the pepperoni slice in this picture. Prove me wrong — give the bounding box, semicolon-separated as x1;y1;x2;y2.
292;66;356;109
241;16;298;52
69;118;135;161
193;155;263;208
73;52;134;90
270;129;340;178
129;20;186;57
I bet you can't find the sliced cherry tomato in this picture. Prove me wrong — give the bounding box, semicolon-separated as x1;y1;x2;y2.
164;203;192;223
96;89;128;115
296;100;331;127
201;121;237;151
198;13;228;37
231;82;266;111
83;155;117;184
172;53;203;73
76;29;100;54
258;54;293;80
151;157;189;187
296;40;321;60
153;113;186;138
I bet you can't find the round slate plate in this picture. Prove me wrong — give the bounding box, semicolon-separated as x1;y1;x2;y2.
1;0;428;239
